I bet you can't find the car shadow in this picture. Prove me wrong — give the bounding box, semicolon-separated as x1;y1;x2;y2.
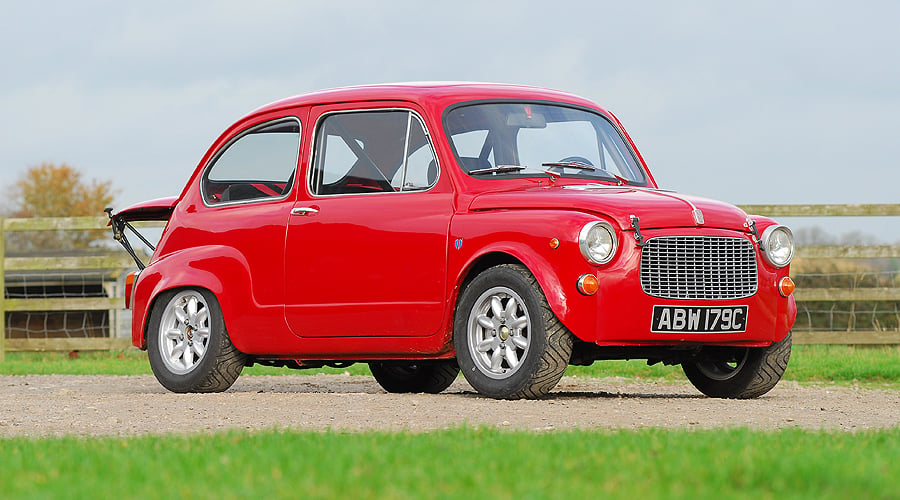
451;390;704;400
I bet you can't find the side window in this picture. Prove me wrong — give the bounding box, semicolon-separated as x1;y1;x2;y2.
393;115;437;191
311;110;437;195
203;119;300;204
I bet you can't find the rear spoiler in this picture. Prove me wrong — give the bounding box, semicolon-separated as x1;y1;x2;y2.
105;196;178;270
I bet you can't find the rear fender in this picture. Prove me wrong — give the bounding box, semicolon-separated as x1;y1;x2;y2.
131;245;262;351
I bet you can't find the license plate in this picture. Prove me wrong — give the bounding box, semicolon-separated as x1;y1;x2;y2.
651;305;748;333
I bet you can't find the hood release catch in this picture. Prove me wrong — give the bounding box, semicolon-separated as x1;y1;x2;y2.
630;215;647;247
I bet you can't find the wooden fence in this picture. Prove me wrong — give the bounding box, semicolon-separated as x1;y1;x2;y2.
0;216;148;360
741;204;900;345
2;204;900;359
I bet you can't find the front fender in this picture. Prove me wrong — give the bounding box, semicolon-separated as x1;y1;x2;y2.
450;210;605;337
458;241;569;317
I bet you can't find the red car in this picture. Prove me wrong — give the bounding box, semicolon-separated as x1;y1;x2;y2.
109;82;796;399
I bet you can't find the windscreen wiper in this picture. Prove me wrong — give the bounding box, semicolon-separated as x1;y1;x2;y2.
469;164;527;175
541;161;596;171
543;161;630;185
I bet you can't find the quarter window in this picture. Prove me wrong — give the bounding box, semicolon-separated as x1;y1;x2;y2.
311;110;438;195
202;119;300;204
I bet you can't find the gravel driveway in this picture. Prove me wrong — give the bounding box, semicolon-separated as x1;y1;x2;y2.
2;374;898;437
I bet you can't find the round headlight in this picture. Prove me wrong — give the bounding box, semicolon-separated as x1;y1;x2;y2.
579;221;617;265
761;225;794;268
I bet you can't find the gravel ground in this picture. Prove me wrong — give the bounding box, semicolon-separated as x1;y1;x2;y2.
1;374;898;437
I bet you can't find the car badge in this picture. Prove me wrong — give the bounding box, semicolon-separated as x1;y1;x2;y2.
454;238;463;250
692;209;705;225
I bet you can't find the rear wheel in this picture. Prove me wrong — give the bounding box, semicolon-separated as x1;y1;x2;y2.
147;288;246;393
682;331;792;399
454;264;573;399
369;360;460;393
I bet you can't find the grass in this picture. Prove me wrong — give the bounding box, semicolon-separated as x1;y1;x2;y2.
1;349;897;499
779;344;900;387
2;345;897;388
2;427;898;499
0;350;151;375
0;350;371;376
566;344;900;388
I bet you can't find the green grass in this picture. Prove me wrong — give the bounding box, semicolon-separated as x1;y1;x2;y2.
779;345;900;387
0;350;371;376
1;427;898;499
1;349;897;499
565;345;900;388
1;345;898;388
0;350;151;375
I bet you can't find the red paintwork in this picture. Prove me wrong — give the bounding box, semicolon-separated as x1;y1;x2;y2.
115;196;179;221
119;82;795;360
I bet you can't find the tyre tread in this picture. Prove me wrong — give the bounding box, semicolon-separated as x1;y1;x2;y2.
456;264;573;400
194;329;246;393
683;331;792;399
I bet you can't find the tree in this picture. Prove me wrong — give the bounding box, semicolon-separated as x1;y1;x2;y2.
4;163;118;251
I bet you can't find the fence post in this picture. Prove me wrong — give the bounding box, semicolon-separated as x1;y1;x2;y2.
1;216;5;361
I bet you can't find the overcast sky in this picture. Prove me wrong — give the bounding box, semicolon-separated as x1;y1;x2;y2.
2;1;899;238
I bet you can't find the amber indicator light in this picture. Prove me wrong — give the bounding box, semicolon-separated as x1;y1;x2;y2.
778;277;795;297
577;274;599;296
549;238;560;249
125;271;137;309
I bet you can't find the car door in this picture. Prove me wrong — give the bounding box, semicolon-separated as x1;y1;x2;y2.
284;105;453;337
186;115;303;341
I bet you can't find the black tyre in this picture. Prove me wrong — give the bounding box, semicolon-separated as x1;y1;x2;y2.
454;264;573;399
682;331;792;399
147;288;246;393
369;360;460;394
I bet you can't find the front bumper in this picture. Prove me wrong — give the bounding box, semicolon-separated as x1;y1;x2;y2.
559;228;796;347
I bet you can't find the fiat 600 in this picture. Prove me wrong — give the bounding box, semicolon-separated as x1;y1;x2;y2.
109;83;796;399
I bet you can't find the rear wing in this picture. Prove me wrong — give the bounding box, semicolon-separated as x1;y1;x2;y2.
105;196;178;270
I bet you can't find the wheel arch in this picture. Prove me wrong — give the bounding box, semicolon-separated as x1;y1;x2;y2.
454;246;569;324
139;284;221;350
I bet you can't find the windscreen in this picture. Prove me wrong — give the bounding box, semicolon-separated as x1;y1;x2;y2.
444;103;646;185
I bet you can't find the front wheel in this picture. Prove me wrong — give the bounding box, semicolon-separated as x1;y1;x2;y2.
682;331;792;399
147;288;246;393
454;264;573;399
369;360;460;394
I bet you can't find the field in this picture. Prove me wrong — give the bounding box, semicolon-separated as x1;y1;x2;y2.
3;345;900;388
3;428;899;499
1;345;898;499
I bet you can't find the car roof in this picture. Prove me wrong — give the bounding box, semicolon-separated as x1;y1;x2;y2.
248;82;605;115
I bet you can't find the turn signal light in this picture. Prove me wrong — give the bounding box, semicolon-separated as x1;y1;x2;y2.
778;277;795;297
577;274;599;296
125;271;138;309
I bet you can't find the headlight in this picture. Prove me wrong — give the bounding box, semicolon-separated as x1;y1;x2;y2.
761;225;794;268
579;221;617;265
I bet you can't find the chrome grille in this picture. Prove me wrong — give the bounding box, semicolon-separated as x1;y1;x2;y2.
640;236;758;300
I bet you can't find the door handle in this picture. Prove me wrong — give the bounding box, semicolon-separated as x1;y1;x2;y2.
290;207;319;216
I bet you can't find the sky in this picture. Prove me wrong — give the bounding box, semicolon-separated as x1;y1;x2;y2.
2;1;899;239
